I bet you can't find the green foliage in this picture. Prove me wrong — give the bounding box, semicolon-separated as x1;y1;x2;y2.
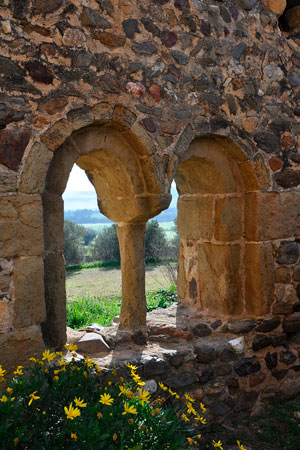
144;220;169;262
0;354;202;449
146;286;177;312
92;224;120;262
67;295;121;329
91;221;170;264
66;260;120;272
67;289;177;330
64;220;86;265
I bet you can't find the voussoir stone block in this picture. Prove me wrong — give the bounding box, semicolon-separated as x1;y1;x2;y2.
245;192;300;241
19;142;53;194
13;257;46;328
0;194;43;258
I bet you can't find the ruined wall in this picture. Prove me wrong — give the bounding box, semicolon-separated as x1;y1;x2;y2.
1;0;300;380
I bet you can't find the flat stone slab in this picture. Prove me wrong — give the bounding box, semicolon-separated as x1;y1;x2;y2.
76;332;110;354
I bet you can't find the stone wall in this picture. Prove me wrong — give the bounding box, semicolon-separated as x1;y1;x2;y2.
1;0;300;396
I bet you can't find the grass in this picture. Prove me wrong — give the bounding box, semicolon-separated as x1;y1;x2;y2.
66;288;177;330
66;263;173;299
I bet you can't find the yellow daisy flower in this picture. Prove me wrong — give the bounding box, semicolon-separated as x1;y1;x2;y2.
64;404;81;420
122;402;137;415
71;433;78;441
42;350;56;363
99;393;114;406
138;388;151;407
28;391;40;406
212;440;224;450
0;395;8;403
74;397;87;408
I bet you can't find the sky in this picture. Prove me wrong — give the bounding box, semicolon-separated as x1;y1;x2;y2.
63;165;177;210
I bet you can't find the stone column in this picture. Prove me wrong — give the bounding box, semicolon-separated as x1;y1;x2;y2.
117;223;146;329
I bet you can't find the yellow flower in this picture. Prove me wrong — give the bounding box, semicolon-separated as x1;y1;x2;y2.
187;437;197;445
53;376;59;381
138;388;151;406
122;402;137;415
126;363;138;370
131;373;145;386
200;402;206;412
56;351;64;358
194;415;206;424
64;403;81;420
237;441;247;450
118;385;131;397
71;432;78;441
0;395;8;403
184;393;195;403
84;357;94;367
0;366;6;378
168;388;178;397
74;397;87;408
97;412;103;419
44;369;49;374
187;402;198;416
108;381;112;385
182;413;189;422
155;408;160;414
113;433;117;441
128;418;134;424
42;350;56;363
83;371;88;378
42;411;46;415
28;391;40;406
14;438;18;446
6;387;13;394
158;382;168;391
120;377;124;383
29;357;38;363
150;410;155;416
99;393;114;406
212;440;224;450
112;369;117;376
65;343;78;352
13;366;23;376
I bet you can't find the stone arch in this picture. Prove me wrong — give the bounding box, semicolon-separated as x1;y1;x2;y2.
174;132;274;319
19;104;171;348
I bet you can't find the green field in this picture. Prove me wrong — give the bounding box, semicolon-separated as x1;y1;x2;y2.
81;221;176;240
66;263;174;300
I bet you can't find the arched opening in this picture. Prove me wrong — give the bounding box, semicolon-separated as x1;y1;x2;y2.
175;136;274;318
41;123;170;348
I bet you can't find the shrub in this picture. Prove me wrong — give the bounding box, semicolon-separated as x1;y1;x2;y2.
0;347;206;449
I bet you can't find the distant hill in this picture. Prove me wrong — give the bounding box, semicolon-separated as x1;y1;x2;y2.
64;207;177;224
64;187;179;224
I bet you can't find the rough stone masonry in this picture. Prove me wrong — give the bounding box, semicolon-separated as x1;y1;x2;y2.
1;0;300;413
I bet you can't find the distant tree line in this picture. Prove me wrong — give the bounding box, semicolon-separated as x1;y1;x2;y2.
63;220;179;266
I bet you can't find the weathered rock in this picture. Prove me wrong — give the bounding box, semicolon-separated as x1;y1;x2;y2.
283;317;300;333
252;334;271;351
272;369;288;381
76;332;110;354
265;352;278;370
0;129;31;171
194;343;217;363
191;323;212;337
227;320;256;334
256;318;281;333
280;351;297;365
198;368;214;384
235;390;258;412
141;355;169;377
234;358;261;376
262;0;286;15
164;372;197;388
25;61;53;84
276;242;299;265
